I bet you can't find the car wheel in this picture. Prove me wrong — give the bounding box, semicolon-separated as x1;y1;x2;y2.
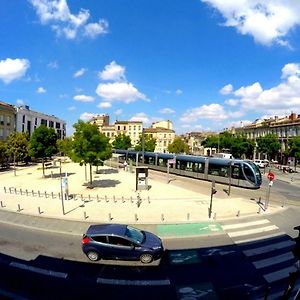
87;251;100;261
140;253;153;264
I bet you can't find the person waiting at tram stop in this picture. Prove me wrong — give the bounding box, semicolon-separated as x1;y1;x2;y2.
123;160;128;171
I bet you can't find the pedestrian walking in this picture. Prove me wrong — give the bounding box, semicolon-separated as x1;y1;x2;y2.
123;160;128;171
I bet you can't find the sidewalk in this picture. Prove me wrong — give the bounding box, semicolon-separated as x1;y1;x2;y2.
0;161;284;235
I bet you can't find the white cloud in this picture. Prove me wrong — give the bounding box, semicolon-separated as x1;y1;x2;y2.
97;102;111;108
73;94;94;102
36;86;46;93
220;83;233;95
84;19;108;38
16;99;25;105
201;0;300;46
0;58;30;84
176;89;183;95
225;120;252;128
96;82;147;104
47;61;58;69
68;106;76;111
30;0;108;40
225;98;239;106
180;103;228;123
79;112;97;121
129;112;150;125
281;63;300;79
159;108;175;114
223;63;300;116
114;109;123;115
73;68;86;78
99;61;126;81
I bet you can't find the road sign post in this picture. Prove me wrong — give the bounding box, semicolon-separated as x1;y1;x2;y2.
265;171;275;210
208;180;217;218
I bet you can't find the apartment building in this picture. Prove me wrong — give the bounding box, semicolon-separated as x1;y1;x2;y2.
115;121;143;146
229;112;300;160
15;105;66;139
0;101;15;141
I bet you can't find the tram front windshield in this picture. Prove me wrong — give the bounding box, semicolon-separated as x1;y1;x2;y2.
243;161;262;184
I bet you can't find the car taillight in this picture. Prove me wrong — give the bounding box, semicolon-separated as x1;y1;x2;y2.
82;236;91;244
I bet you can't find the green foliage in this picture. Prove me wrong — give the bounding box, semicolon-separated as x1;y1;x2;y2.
112;133;132;150
28;125;58;176
288;136;300;160
256;134;281;159
71;120;112;186
0;141;9;167
57;137;73;156
168;137;189;154
135;134;156;152
28;125;58;159
6;132;29;164
201;132;255;158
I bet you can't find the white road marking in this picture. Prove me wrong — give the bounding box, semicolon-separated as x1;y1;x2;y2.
222;219;270;230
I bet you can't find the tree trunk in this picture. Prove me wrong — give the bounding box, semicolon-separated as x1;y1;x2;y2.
42;157;45;177
89;164;93;188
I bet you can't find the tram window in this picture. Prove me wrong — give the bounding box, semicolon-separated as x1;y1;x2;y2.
243;164;255;183
232;166;242;179
180;162;187;170
148;157;155;165
158;158;167;167
192;163;204;173
208;164;228;177
186;162;193;171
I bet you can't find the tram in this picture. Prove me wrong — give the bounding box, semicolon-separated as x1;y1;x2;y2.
114;149;262;189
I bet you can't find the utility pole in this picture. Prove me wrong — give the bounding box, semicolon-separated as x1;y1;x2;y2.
59;160;65;215
142;128;145;164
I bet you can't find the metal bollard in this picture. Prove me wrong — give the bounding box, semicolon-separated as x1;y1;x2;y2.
113;195;116;203
20;188;22;195
236;210;240;217
135;213;138;221
131;196;133;203
105;195;108;202
258;207;262;214
38;207;42;214
88;194;91;201
84;211;88;219
26;189;28;196
32;190;35;196
14;187;17;194
187;213;190;221
17;204;21;212
81;194;83;201
213;212;217;220
161;214;165;222
3;187;6;193
51;192;54;199
1;201;5;208
38;191;41;197
44;191;47;198
97;195;99;202
108;213;112;221
122;196;125;203
148;196;150;204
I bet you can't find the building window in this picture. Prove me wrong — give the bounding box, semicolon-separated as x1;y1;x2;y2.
0;115;4;125
139;126;141;130
56;122;60;129
22;115;25;123
41;119;47;126
129;126;131;130
35;118;38;125
49;121;54;128
0;128;3;136
6;116;11;126
118;126;120;130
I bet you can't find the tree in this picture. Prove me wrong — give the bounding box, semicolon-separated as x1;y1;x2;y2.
112;133;132;150
135;134;156;152
28;125;58;177
70;120;112;187
168;137;189;154
288;136;300;171
57;137;73;156
231;135;255;159
201;135;219;149
256;134;280;159
0;141;9;168
6;132;29;165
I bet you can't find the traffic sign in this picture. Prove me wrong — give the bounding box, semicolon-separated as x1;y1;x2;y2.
267;171;275;181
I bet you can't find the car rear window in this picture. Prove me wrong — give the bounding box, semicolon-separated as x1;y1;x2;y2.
92;236;108;243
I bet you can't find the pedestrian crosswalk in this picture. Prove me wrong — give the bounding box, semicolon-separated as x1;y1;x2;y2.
220;217;299;299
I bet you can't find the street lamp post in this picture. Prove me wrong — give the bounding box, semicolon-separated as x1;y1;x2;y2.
142;128;145;164
208;180;217;218
59;160;65;215
228;160;234;196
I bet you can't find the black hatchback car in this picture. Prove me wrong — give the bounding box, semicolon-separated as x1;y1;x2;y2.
82;224;164;264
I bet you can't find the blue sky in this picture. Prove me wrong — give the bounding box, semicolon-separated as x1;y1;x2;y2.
1;0;300;136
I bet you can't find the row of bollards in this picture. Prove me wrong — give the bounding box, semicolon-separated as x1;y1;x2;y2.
3;187;152;204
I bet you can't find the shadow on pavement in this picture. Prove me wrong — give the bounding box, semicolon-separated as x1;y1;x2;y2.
82;179;121;188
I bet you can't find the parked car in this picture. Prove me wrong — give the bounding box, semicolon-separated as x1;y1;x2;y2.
254;160;268;168
82;224;164;264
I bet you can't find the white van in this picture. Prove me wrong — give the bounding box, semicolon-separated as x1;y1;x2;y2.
214;153;233;159
254;160;267;168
